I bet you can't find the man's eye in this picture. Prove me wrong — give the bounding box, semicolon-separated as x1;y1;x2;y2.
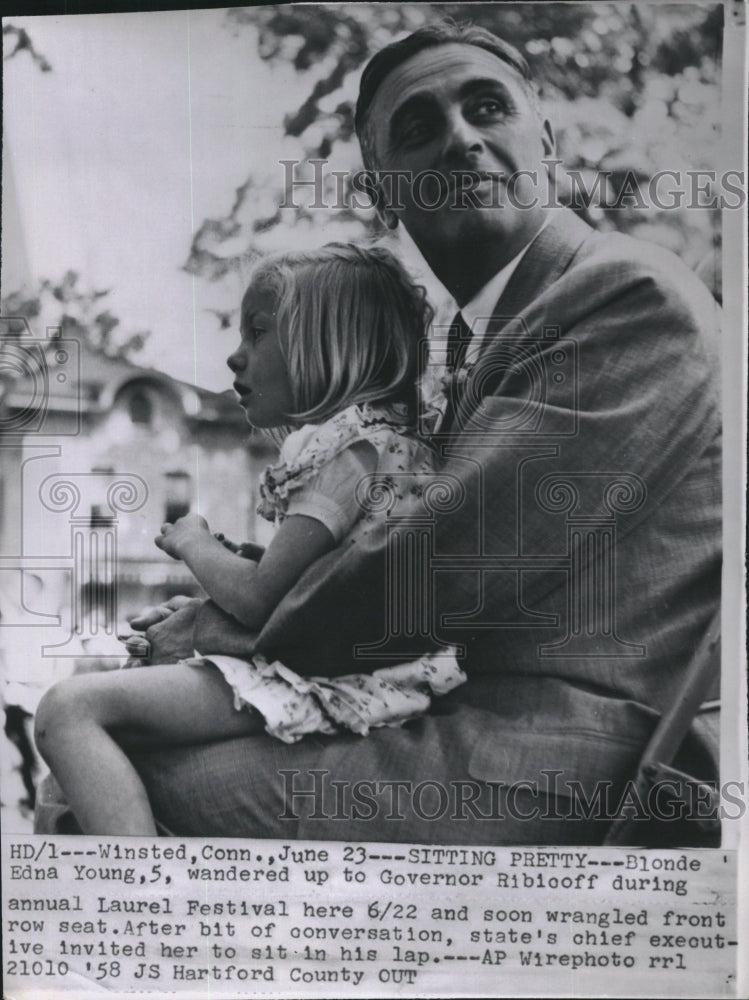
471;97;508;117
401;119;431;144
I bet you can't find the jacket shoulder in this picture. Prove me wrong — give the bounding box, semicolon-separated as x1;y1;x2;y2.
526;227;720;362
570;227;717;317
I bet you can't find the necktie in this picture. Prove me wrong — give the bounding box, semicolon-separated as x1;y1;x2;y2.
446;311;473;374
439;311;473;435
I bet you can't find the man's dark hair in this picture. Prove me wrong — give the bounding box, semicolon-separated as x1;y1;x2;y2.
355;20;539;169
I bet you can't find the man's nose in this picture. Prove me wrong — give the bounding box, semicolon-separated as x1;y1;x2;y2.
443;112;484;162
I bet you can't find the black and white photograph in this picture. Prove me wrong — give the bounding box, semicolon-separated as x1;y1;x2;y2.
1;2;746;997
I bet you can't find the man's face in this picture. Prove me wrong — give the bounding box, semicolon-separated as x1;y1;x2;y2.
366;43;554;269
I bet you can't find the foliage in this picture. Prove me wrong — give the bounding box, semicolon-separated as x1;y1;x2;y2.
1;272;151;361
2;25;152;374
3;23;52;71
185;2;723;303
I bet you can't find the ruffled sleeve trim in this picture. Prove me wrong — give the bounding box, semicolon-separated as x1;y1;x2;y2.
257;402;414;525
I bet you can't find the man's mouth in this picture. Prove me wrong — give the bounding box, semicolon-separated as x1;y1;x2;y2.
447;170;504;193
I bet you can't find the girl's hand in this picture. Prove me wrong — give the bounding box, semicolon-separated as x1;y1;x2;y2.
155;513;211;561
236;541;266;562
214;533;265;562
213;532;242;554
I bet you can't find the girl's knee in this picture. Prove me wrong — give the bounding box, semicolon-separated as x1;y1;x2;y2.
34;676;101;750
34;680;75;753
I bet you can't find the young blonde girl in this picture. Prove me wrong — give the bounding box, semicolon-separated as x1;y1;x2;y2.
34;243;464;836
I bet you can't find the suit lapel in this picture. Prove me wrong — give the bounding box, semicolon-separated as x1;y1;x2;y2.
489;209;592;328
451;209;592;433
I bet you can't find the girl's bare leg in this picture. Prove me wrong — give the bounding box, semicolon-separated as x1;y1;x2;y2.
34;661;264;836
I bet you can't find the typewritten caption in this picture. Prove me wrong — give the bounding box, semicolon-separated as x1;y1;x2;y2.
2;838;738;997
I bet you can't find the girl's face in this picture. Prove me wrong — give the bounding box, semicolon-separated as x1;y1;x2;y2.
227;286;295;428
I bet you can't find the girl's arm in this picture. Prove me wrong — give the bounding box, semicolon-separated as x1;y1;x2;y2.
155;513;335;629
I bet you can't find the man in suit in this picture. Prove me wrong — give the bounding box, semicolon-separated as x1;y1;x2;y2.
36;22;721;843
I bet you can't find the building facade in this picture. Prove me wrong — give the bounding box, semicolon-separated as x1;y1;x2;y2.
0;324;277;677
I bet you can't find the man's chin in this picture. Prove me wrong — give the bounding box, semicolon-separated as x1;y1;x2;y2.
410;210;518;259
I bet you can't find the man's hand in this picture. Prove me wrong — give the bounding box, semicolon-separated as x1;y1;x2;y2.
155;514;212;561
129;597;204;664
128;594;196;632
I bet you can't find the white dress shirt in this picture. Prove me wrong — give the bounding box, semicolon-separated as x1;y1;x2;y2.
460;222;547;366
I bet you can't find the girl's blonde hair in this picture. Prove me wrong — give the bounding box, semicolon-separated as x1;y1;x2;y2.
242;242;433;424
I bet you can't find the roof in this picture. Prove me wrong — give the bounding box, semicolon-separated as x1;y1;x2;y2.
0;332;248;428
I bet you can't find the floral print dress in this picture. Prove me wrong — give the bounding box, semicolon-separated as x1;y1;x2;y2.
202;402;465;744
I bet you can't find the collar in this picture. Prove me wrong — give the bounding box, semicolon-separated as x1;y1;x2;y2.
460;219;548;365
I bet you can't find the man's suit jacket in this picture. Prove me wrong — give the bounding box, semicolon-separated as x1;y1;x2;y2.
36;209;722;843
248;209;720;699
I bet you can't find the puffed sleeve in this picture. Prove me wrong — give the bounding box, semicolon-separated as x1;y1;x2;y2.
285;440;378;543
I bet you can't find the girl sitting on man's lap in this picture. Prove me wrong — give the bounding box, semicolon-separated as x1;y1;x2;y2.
34;243;464;836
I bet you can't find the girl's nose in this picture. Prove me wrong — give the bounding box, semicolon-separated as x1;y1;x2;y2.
227;349;245;373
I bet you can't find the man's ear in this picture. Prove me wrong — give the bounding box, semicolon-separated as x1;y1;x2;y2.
359;170;399;230
381;209;399;231
541;119;556;158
